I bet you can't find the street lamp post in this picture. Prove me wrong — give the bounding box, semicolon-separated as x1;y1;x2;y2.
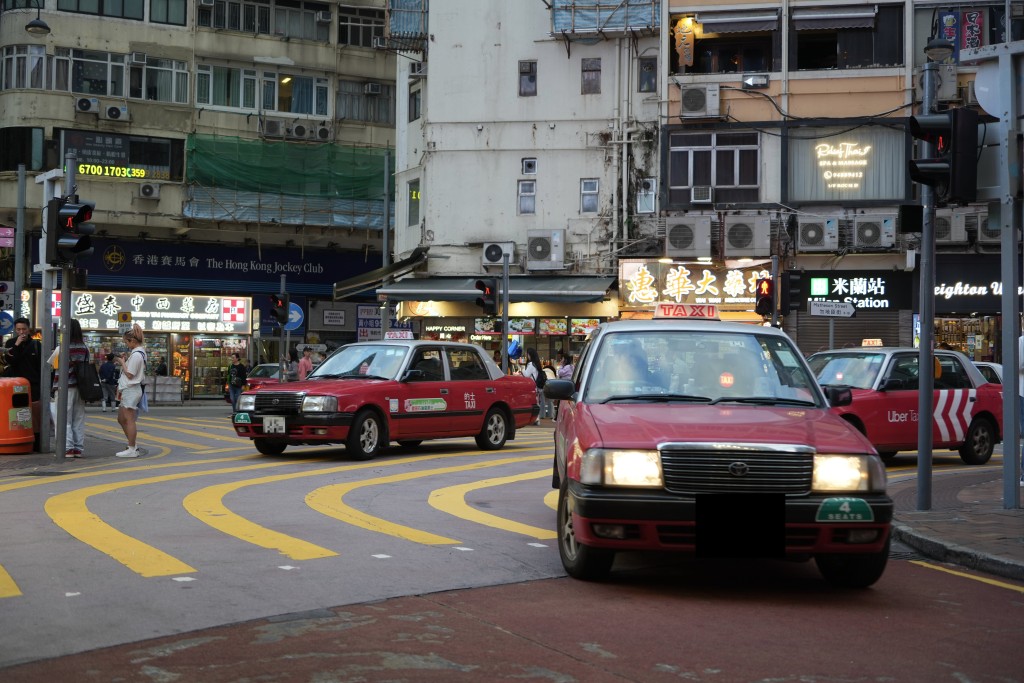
1;0;52;35
915;36;954;511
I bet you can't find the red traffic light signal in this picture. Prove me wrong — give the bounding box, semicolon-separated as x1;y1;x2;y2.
270;293;290;325
908;107;979;206
46;197;95;265
475;278;498;316
754;278;773;317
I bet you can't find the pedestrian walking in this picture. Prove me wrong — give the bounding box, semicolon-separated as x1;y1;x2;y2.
99;353;119;412
114;324;147;458
297;347;314;380
59;319;89;458
521;348;545;425
227;353;247;411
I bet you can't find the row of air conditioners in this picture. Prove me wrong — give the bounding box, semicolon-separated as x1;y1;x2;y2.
261;119;333;141
482;230;566;270
665;216;771;258
796;215;897;251
934;207;1000;245
75;97;130;121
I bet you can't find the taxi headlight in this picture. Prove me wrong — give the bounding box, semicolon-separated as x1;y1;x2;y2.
580;449;662;487
302;395;338;412
237;395;255;411
813;455;887;492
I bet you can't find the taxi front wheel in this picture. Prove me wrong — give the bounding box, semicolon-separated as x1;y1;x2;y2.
958;417;995;466
347;409;383;460
557;483;614;581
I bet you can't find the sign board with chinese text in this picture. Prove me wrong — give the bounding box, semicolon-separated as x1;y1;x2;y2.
619;259;771;310
804;270;913;311
809;301;856;318
37;291;252;334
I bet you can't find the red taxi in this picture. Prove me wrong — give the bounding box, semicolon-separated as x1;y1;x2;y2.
233;341;539;458
544;304;892;588
806;348;1002;465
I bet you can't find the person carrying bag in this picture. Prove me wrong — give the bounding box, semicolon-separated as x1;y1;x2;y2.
114;324;148;458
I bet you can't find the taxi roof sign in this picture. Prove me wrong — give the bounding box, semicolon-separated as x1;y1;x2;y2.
653;303;720;320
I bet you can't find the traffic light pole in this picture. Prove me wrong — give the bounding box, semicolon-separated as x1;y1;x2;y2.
54;155;77;458
915;61;939;509
502;254;510;374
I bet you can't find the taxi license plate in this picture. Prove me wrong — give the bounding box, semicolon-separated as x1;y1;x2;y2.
263;416;286;434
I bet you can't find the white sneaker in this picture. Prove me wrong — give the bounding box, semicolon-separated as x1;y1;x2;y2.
115;446;139;458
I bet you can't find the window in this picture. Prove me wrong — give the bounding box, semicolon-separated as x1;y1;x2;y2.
407;179;420;226
667;132;759;205
518;60;536;97
580;178;599;213
274;0;330;41
336;79;394;125
261;72;328;115
54;49;125;97
521;157;537;174
408;88;421;122
636;177;656;214
57;0;144;19
638;56;656;93
671;13;778;74
581;58;601;94
1;45;47;90
129;56;188;103
518;180;536;215
195;64;257;109
150;0;186;25
0;127;45;171
338;5;384;47
197;0;272;35
793;5;903;70
446;348;489;381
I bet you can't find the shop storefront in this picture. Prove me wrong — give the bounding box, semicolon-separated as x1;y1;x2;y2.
618;258;769;321
38;290;252;400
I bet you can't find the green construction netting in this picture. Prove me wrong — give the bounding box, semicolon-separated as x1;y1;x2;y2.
186;134;393;200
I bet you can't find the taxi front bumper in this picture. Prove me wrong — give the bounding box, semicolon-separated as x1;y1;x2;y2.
233;412;355;441
567;479;893;555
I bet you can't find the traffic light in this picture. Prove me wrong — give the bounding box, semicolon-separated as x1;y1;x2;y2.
475;278;498;316
779;270;805;313
48;198;96;264
270;293;290;326
908;107;979;206
754;278;773;316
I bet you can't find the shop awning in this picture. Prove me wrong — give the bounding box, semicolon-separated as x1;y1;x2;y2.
333;246;429;300
695;9;780;33
378;276;617;303
792;6;877;30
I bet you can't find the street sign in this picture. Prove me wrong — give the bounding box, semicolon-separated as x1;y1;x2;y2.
0;312;13;334
0;227;13;248
117;311;132;334
809;301;856;318
283;301;304;331
296;343;327;353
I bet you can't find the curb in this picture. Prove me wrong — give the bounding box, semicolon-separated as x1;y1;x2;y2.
891;522;1024;582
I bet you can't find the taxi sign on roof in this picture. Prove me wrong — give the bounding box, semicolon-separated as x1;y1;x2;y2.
653;303;719;320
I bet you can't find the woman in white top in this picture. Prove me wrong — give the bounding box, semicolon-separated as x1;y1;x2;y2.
114;324;146;458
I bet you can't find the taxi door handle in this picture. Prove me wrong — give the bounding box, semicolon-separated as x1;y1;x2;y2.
440;388;449;395
486;387;496;393
969;396;976;402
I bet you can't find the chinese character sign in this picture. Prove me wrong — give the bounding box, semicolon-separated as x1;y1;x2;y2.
39;291;252;333
619;259;770;309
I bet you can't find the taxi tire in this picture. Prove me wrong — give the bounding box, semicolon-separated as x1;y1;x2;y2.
958;417;995;465
475;408;509;450
254;439;287;456
814;537;890;589
557;482;614;581
347;409;383;460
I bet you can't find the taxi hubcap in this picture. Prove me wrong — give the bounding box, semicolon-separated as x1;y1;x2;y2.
360;420;379;451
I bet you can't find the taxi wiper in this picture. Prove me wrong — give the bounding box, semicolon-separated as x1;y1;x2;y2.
599;393;713;404
709;396;817;406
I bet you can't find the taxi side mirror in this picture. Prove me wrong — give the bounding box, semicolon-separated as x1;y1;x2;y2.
825;385;853;407
544;379;575;401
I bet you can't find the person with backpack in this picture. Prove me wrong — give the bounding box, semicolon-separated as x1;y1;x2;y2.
114;323;147;458
522;347;545;425
99;353;119;412
60;319;90;458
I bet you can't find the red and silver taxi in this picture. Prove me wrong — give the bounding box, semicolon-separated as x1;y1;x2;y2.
544;304;892;588
806;348;1003;465
233;341;539;458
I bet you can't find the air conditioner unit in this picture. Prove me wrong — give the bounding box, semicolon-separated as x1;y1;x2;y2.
75;97;100;114
853;215;896;249
262;118;285;138
797;216;839;252
934;208;966;245
138;182;161;200
315;10;331;24
131;52;147;65
679;83;720;117
199;0;215;6
723;215;770;257
410;61;427;78
975;210;1002;245
364;82;382;96
101;104;130;121
964;80;980;106
664;216;711;258
482;242;515;267
315;124;333;141
526;229;566;270
287;123;312;140
691;186;713;204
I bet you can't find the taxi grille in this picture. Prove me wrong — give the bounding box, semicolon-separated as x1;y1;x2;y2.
660;447;813;495
253;393;305;415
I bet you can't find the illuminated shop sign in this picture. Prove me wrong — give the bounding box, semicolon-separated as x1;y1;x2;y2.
805;271;913;310
60;130;180;182
619;259;770;309
789;126;905;201
815;142;870;191
42;291;252;333
933;255;1024;313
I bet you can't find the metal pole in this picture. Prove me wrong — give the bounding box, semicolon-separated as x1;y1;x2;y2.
15;165;25;319
916;62;938;509
501;254;510;374
278;275;286;381
37;172;62;454
380;149;391;337
770;254;779;327
54;155;77;458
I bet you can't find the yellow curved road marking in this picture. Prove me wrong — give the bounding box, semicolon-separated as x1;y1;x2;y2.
429;469;555;539
307;454;549;545
87;421;211;450
910;560;1024;593
543;489;558;510
44;459;321;577
0;564;22;598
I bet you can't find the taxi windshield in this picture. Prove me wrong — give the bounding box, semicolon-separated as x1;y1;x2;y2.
806;352;886;390
582;330;822;406
312;344;408;380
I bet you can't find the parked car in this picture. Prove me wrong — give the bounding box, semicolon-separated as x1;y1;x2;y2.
233;341;539;458
243;363;283;390
973;361;1002;385
543;304;892;588
807;348;1003;465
